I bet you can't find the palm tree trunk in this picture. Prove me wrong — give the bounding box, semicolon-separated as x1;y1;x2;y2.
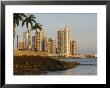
29;30;31;50
27;30;29;50
27;29;31;50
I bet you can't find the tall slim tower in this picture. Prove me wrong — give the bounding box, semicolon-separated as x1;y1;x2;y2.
70;41;77;55
44;37;48;51
23;31;29;49
64;26;70;55
35;29;47;51
17;35;18;49
32;36;35;50
47;38;55;54
57;31;64;54
57;26;71;56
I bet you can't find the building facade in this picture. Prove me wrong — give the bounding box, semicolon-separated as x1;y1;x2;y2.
57;26;71;56
57;31;65;54
35;30;47;51
70;41;77;55
32;36;35;50
23;31;29;49
47;38;55;54
17;35;18;49
64;26;70;55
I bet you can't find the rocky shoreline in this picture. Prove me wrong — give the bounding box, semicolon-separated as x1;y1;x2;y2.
14;56;80;75
51;56;97;59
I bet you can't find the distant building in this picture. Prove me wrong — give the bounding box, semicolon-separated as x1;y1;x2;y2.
64;26;70;55
54;40;56;53
57;31;65;54
57;26;71;56
47;38;55;54
18;42;24;50
70;41;77;55
17;35;18;49
43;37;48;51
23;31;29;49
35;29;47;51
32;36;35;50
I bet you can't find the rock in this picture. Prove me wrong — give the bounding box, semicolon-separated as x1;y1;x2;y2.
14;56;80;75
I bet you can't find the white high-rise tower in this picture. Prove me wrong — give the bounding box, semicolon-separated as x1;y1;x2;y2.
57;26;71;56
64;26;70;55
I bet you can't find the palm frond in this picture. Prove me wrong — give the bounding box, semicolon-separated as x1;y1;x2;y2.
32;22;42;31
13;13;26;27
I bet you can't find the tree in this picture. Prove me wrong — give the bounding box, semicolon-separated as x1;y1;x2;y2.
22;14;37;49
22;14;37;31
13;13;26;43
32;22;42;32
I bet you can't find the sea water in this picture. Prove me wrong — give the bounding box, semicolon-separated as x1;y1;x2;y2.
41;58;97;75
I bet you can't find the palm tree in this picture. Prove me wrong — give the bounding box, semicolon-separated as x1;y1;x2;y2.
22;14;37;49
32;22;42;32
32;23;44;51
13;13;26;43
22;14;37;31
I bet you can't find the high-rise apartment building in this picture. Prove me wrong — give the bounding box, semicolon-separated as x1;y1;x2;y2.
57;31;64;54
64;26;70;55
23;31;29;49
43;37;48;51
35;29;47;51
32;36;35;50
57;26;71;56
17;35;18;49
70;41;77;55
47;38;55;54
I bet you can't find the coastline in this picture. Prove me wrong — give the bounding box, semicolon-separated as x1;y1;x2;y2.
50;56;97;59
14;56;80;75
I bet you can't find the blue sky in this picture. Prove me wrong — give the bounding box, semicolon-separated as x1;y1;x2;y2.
15;13;97;54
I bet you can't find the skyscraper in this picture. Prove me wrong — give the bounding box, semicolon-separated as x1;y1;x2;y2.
64;26;70;55
57;26;71;56
57;31;64;54
23;31;29;49
17;35;18;49
35;29;47;51
70;41;77;55
47;38;55;54
43;37;48;51
32;36;35;50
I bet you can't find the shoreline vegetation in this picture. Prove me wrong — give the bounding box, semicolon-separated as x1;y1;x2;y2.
14;56;80;75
